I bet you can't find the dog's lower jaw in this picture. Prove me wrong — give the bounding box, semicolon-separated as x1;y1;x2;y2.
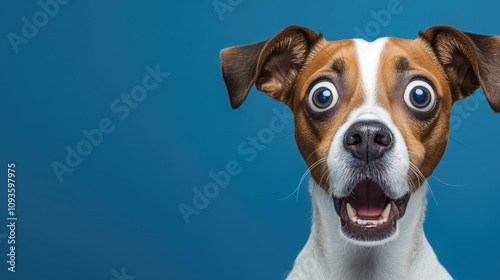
286;180;452;280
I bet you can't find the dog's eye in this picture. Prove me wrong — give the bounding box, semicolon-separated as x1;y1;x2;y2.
308;81;339;112
404;80;435;112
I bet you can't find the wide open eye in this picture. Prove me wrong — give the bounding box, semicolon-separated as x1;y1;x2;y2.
308;81;339;112
404;80;436;112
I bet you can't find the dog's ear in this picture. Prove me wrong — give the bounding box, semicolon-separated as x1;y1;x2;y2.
421;26;500;112
220;26;323;109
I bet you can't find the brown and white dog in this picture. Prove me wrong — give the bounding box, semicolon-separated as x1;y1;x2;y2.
220;26;500;279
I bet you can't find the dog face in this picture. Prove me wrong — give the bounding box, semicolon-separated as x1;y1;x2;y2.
221;26;500;245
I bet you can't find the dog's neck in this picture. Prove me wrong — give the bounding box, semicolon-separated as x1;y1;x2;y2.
287;181;451;280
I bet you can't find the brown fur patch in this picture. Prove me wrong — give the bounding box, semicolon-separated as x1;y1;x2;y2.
377;38;453;192
291;40;365;192
421;26;500;111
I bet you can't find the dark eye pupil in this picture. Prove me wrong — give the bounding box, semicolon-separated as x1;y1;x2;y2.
411;87;430;108
314;88;332;108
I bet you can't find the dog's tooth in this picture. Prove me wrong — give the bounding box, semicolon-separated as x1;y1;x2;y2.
346;203;357;220
381;203;391;219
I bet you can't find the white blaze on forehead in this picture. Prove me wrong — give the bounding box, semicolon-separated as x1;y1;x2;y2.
326;37;410;199
353;38;388;106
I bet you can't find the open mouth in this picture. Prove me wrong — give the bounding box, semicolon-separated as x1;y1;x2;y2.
333;180;410;243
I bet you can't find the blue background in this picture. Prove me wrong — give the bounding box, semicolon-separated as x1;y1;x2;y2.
1;0;499;279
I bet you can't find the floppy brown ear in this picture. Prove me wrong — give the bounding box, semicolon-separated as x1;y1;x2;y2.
220;26;323;109
421;26;500;112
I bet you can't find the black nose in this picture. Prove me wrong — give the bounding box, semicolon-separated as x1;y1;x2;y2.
343;121;393;163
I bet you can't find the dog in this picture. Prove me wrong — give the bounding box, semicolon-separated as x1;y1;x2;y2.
220;26;500;279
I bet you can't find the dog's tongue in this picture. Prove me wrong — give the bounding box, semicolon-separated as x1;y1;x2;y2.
348;180;388;217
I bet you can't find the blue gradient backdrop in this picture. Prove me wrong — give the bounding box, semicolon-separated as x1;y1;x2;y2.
1;1;499;279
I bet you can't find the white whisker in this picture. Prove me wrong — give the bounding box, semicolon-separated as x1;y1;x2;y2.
408;162;438;205
431;176;465;187
279;158;328;202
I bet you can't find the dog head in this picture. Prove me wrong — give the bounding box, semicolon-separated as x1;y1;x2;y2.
220;26;500;245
